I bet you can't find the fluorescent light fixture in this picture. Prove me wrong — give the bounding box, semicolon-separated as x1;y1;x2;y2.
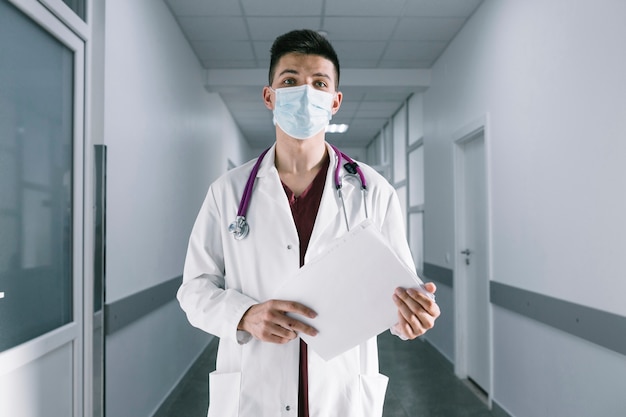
326;124;349;133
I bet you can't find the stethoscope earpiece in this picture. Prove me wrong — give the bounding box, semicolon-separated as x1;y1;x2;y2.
343;162;358;175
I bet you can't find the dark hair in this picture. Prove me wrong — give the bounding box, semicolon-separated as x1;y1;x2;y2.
269;29;340;88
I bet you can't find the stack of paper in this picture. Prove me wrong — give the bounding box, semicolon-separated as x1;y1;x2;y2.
273;219;430;361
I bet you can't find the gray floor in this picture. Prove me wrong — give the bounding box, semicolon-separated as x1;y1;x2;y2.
154;332;499;417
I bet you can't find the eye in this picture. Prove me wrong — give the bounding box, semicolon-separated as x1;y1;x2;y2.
314;80;328;89
282;78;296;86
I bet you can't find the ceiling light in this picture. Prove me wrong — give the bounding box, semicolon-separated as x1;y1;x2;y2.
326;124;349;133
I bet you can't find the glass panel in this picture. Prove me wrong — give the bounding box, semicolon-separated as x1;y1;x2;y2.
392;105;406;183
409;145;424;207
409;212;424;274
0;0;74;352
382;122;392;167
366;134;380;166
395;185;407;236
407;94;423;146
62;0;86;21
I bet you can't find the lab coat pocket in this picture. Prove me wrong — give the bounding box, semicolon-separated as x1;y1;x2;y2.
359;373;389;417
207;371;241;417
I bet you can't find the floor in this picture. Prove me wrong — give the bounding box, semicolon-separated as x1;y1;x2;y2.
154;332;499;417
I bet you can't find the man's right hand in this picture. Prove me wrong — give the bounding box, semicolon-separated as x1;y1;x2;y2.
238;300;318;344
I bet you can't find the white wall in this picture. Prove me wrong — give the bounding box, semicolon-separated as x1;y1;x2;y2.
103;0;249;415
423;0;626;415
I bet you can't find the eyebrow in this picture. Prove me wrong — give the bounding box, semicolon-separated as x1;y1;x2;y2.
278;69;332;80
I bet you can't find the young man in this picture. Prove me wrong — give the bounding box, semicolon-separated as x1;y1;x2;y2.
178;29;440;417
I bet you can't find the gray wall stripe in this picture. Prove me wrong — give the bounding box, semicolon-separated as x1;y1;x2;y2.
423;262;454;287
490;281;626;357
105;276;182;335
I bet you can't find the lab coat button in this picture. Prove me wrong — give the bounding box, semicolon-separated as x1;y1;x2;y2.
287;244;292;250
285;405;291;411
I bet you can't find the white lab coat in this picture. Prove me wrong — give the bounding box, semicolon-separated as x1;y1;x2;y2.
178;143;416;417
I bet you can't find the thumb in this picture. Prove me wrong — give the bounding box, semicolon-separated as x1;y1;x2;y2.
423;282;437;294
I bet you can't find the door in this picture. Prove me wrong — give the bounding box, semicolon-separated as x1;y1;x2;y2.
0;0;86;415
454;127;491;397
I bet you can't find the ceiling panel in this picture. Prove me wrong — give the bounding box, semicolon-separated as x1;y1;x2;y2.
202;59;258;69
241;0;324;16
164;0;484;149
164;0;241;16
178;17;248;41
192;40;255;61
331;41;387;62
324;0;407;17
321;17;398;41
402;0;484;17
247;17;323;41
383;40;448;62
394;17;466;41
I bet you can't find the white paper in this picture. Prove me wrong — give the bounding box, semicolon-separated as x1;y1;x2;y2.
272;219;430;361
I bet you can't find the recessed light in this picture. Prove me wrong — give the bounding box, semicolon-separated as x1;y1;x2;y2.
326;124;349;133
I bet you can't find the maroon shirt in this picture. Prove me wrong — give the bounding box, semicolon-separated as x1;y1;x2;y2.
281;156;329;417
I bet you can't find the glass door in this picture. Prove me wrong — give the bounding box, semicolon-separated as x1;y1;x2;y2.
0;0;86;415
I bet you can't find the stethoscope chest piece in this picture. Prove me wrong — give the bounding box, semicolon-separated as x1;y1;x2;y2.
228;216;250;240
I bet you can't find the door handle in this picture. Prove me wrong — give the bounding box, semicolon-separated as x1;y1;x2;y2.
460;249;472;256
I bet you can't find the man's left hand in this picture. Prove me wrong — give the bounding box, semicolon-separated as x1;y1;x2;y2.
392;282;440;340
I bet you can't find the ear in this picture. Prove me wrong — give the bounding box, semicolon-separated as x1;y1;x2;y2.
262;86;274;110
331;91;343;115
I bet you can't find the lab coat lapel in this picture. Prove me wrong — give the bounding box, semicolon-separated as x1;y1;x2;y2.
254;144;293;215
306;145;357;258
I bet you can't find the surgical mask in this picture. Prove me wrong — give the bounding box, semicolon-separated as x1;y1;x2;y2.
271;85;335;140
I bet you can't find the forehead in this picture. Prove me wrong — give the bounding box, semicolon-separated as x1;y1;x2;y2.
274;53;337;82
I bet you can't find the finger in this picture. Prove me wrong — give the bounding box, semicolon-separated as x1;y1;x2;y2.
392;292;419;324
392;292;439;337
275;314;319;337
396;286;437;314
401;288;441;322
267;323;299;343
392;299;423;339
272;300;318;319
394;288;427;313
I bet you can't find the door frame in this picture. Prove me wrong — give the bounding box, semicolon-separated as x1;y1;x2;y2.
0;0;91;415
452;114;494;406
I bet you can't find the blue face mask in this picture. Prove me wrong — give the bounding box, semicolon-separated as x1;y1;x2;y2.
271;85;335;140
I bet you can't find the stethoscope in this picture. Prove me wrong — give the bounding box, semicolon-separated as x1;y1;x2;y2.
228;144;368;240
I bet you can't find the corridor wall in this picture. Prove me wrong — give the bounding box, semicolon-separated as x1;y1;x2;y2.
423;1;626;415
101;0;250;416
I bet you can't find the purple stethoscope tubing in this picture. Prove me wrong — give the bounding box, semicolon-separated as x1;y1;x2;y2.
237;147;270;217
228;145;368;240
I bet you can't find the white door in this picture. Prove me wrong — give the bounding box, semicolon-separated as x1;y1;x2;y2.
0;0;86;415
454;129;490;396
462;134;489;392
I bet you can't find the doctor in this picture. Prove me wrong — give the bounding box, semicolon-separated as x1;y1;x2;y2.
178;29;440;417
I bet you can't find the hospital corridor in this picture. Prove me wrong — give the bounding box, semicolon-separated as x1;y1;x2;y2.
1;0;625;417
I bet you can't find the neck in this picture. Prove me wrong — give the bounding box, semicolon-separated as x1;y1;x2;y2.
274;135;328;175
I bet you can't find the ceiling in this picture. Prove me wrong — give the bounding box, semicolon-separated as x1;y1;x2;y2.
164;0;483;149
